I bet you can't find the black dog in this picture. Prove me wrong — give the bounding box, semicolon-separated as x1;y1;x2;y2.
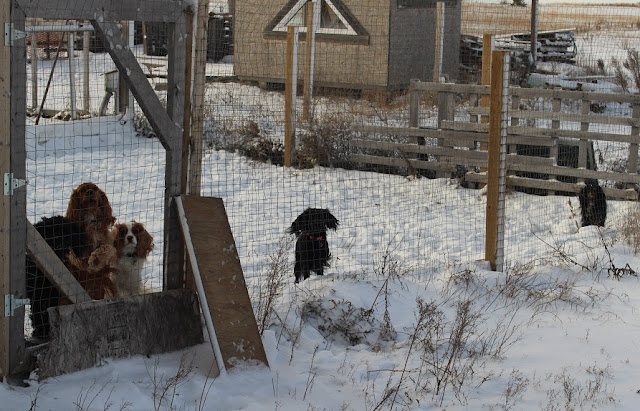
288;208;339;283
26;215;87;340
578;179;607;227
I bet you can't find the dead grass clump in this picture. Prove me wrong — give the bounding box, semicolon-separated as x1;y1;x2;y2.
541;365;617;410
256;236;291;335
295;115;356;169
618;202;640;254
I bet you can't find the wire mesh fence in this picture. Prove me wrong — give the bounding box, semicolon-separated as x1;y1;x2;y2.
7;0;640;379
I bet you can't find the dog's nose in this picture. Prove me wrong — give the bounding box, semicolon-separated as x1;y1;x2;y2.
86;189;94;196
127;235;134;242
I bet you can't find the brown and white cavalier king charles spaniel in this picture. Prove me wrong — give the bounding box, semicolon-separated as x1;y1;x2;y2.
64;182;118;300
112;221;154;297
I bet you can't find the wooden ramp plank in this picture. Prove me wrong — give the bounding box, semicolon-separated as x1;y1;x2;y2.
180;195;268;369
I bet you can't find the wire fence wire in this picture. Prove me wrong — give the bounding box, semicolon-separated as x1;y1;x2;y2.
17;0;640;358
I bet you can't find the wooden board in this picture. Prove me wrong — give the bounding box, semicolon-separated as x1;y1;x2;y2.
26;221;92;304
38;289;203;379
0;0;10;381
180;196;268;369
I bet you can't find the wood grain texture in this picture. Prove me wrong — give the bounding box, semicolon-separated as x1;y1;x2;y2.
26;222;92;304
181;196;268;369
39;289;204;379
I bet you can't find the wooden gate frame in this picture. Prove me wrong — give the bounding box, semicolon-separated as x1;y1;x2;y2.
1;0;189;379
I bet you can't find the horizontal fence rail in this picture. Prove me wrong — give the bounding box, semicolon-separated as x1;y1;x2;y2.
352;80;640;200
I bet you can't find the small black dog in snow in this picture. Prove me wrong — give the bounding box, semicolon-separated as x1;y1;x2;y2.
578;179;607;227
288;208;339;283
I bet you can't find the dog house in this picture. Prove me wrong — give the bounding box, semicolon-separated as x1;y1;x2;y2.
234;0;461;90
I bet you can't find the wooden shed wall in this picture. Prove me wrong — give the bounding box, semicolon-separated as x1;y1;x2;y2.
388;1;461;87
235;0;391;89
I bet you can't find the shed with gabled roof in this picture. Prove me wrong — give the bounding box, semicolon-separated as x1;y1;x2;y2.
234;0;461;90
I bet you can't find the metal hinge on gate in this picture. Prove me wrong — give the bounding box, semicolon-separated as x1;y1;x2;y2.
4;23;28;46
4;173;26;195
4;294;30;317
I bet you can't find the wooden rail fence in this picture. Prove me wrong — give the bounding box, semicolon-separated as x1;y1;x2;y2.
352;79;640;200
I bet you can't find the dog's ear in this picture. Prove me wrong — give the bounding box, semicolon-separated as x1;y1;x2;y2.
138;227;155;258
288;223;301;235
66;187;81;221
323;211;339;231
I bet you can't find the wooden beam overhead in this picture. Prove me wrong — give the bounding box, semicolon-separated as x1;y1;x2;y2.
16;0;187;22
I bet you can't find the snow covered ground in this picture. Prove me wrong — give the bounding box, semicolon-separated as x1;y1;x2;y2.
3;3;640;410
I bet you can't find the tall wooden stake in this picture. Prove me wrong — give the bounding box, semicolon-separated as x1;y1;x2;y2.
302;0;318;121
182;8;194;195
0;0;11;381
284;26;298;167
485;50;509;272
432;2;445;82
1;0;27;380
189;0;209;195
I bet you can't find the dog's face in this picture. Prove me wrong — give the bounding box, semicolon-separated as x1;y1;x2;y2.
112;221;154;259
66;182;115;229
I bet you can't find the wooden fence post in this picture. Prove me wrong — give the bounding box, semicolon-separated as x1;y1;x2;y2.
1;0;27;380
189;0;209;196
432;2;445;82
284;26;298;167
485;50;510;272
547;90;561;195
0;0;11;381
302;0;318;122
578;98;591;182
628;102;639;187
480;34;494;125
409;79;420;132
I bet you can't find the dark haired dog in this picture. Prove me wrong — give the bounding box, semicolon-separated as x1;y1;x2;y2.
288;208;339;283
26;216;87;339
578;179;607;227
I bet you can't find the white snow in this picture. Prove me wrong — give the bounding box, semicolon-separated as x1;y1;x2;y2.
3;3;640;410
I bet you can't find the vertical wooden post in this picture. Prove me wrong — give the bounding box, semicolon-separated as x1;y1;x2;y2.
628;103;639;187
68;32;77;120
30;30;38;110
182;9;194;195
510;91;520;154
302;1;316;121
189;0;209;196
83;28;90;113
478;34;495;186
284;26;298;168
530;0;538;70
432;2;445;82
164;13;188;290
2;0;27;379
480;33;494;123
409;79;420;129
142;22;148;55
549;91;561;194
118;22;129;114
0;0;11;381
485;50;509;272
578;98;590;182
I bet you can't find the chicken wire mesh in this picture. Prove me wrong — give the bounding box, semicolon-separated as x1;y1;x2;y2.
9;0;640;373
22;16;171;342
